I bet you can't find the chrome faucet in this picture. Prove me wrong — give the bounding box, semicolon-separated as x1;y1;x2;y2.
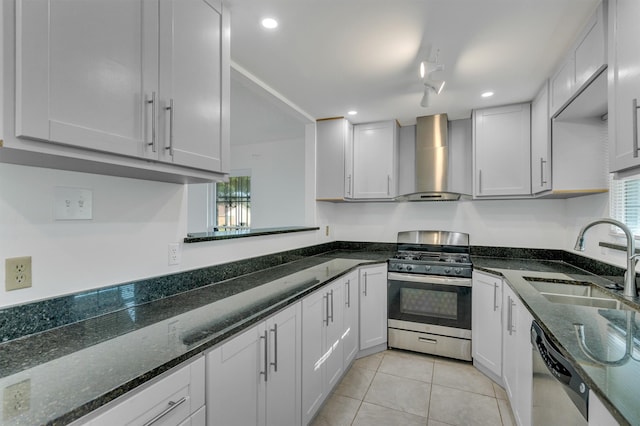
574;218;638;297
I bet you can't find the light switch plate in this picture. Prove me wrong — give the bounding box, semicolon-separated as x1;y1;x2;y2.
54;187;93;220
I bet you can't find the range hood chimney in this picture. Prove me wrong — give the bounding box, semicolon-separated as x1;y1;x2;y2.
397;114;471;201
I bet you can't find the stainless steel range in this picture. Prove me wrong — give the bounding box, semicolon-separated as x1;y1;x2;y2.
388;230;472;361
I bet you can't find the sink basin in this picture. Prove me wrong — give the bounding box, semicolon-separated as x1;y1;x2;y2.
524;278;625;310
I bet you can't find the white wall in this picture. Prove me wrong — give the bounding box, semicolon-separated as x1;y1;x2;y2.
319;197;569;247
230;137;305;228
0;162;327;308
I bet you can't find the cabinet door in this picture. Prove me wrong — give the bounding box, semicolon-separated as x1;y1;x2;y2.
474;103;531;197
325;281;345;390
342;271;360;366
158;0;228;173
316;118;349;200
301;289;327;425
352;121;398;199
265;303;301;426
502;285;533;426
531;82;552;194
16;0;157;158
207;324;265;426
502;286;517;403
574;5;606;90
608;0;640;173
550;56;575;115
515;301;533;426
359;264;388;350
471;272;503;380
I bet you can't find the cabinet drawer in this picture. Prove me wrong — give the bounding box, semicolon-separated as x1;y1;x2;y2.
89;357;205;426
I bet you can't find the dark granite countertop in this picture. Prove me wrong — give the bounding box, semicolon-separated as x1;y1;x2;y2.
473;256;640;426
0;251;390;426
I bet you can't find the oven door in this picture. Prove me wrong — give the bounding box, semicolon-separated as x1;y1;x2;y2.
387;272;471;331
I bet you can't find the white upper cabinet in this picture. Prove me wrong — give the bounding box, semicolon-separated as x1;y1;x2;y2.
550;2;606;117
473;103;532;198
608;0;640;173
352;120;399;200
316;117;352;200
16;0;155;157
157;0;228;172
531;82;552;194
12;0;229;181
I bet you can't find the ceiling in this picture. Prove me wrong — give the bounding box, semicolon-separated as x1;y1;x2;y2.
227;0;601;142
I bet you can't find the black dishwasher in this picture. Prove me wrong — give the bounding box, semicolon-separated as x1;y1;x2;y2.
531;320;589;425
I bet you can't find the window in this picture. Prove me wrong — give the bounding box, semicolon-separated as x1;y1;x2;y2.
610;176;640;236
215;175;251;231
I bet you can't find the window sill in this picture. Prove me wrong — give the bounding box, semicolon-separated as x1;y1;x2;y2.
184;226;320;243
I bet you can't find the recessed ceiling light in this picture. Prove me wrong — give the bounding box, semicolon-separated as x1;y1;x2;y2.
348;110;358;116
481;91;494;98
261;18;278;29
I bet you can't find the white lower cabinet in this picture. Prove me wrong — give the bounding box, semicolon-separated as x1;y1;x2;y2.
359;264;388;350
471;271;503;382
342;270;360;366
502;284;533;426
301;279;344;425
206;302;301;426
84;356;205;426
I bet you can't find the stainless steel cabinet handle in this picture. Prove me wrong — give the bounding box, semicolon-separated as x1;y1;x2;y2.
418;337;437;344
387;175;391;195
634;98;640;158
147;92;157;152
347;175;352;196
478;169;483;194
493;283;498;311
143;396;187;426
363;272;368;296
540;158;547;185
270;324;278;373
260;330;268;382
165;99;174;156
329;289;334;323
345;280;351;307
323;294;329;326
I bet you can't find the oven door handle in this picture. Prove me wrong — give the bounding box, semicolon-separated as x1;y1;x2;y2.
387;272;472;287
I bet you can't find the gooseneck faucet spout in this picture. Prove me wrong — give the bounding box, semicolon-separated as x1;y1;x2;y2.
574;218;638;297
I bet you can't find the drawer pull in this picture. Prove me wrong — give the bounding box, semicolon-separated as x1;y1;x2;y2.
418;337;437;344
143;396;187;426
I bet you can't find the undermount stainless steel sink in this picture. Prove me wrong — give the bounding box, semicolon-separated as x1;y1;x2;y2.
525;278;625;310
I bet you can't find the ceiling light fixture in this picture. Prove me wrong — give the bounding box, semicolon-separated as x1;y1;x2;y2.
419;48;445;107
348;110;358;116
481;91;494;98
261;17;278;29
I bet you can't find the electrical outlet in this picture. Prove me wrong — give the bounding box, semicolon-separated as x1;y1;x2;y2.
325;225;330;236
5;257;32;291
3;379;30;420
168;243;181;266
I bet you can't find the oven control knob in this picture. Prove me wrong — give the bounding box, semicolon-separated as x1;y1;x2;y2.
395;264;403;270
454;268;462;275
444;267;451;274
406;265;413;271
424;265;431;271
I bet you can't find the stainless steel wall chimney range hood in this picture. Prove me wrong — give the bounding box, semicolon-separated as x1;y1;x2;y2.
396;114;471;201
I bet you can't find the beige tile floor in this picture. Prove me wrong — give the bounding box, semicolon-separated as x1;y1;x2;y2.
311;349;515;426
